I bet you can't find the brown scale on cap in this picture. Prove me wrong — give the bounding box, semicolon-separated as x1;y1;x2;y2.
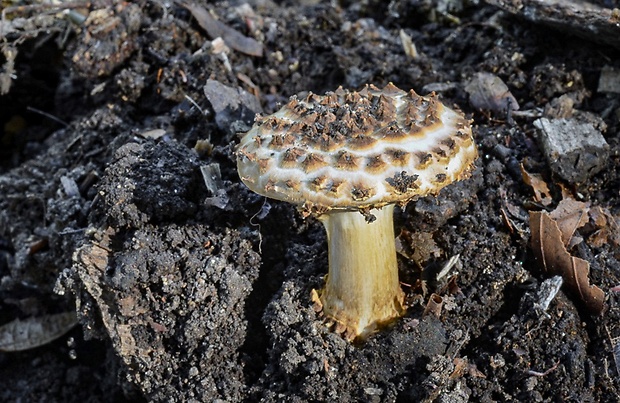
365;155;387;174
435;173;448;184
386;171;420;194
351;183;375;201
301;153;329;173
385;149;411;167
347;135;377;151
281;147;306;169
442;137;457;151
310;175;329;192
321;135;346;152
414;152;433;169
237;82;477;213
258;158;271;174
377;122;407;141
432;147;449;162
268;133;296;149
335;151;361;171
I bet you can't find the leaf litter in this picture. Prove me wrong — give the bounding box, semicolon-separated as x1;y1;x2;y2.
530;198;605;314
0;311;77;352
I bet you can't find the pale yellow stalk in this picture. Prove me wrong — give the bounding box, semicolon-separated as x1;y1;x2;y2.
318;205;405;340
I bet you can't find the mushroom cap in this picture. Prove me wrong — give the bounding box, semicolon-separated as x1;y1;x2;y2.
237;83;478;213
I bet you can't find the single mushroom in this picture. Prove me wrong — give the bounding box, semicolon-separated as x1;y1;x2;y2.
236;83;478;341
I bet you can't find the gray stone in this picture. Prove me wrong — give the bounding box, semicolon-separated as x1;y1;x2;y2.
534;117;609;184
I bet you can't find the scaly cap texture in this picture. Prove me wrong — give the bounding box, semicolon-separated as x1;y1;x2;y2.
237;83;477;214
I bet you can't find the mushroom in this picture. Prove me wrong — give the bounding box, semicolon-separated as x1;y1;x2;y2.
236;83;478;341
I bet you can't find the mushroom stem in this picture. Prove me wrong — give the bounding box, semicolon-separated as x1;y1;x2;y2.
318;204;405;340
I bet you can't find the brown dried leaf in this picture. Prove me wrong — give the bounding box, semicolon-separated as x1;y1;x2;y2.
451;357;469;379
521;164;552;206
588;206;620;247
530;211;604;313
500;206;517;234
182;3;263;57
590;205;609;227
423;293;443;318
549;198;589;247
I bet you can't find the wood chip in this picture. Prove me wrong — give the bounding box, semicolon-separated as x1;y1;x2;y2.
485;0;620;50
399;29;418;59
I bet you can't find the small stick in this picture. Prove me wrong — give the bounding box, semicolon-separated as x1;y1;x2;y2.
27;106;69;127
526;360;560;377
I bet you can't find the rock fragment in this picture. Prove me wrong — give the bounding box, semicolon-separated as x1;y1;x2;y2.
533;117;609;184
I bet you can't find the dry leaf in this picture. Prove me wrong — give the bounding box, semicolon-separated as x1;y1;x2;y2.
451;357;468;379
521;164;552;205
549;198;589;248
588;206;620;248
423;293;443;318
182;3;263;57
530;211;604;313
0;312;78;352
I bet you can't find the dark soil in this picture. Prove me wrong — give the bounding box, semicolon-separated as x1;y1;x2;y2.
1;0;620;401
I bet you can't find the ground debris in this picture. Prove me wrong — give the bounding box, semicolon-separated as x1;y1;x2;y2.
598;66;620;94
0;44;17;95
485;0;620;49
395;229;441;267
399;29;418;59
526;360;560;377
0;311;77;352
203;79;262;135
465;72;519;113
138;129;167;140
423;293;443;318
549;198;589;248
532;275;563;313
71;3;142;78
529;200;605;314
520;164;552;206
200;163;229;209
533;117;609;184
588;206;620;248
181;2;263;57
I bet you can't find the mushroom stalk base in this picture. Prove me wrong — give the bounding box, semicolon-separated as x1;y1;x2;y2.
318;205;405;340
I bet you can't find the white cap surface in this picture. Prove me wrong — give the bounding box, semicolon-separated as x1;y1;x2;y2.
237;83;478;213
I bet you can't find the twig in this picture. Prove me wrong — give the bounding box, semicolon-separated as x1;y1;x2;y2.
526;360;560;377
184;94;205;115
27;106;69;127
